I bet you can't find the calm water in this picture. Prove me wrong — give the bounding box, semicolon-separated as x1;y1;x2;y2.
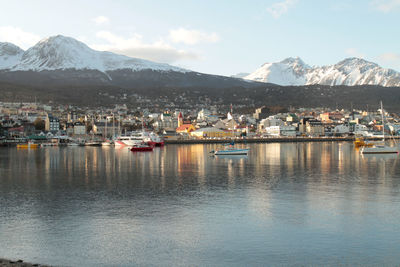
1;142;400;266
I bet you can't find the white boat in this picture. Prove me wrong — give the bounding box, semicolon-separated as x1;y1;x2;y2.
102;140;113;146
214;147;250;155
114;131;147;146
212;142;250;155
361;145;398;154
67;142;80;147
143;131;164;146
114;131;164;147
361;102;399;154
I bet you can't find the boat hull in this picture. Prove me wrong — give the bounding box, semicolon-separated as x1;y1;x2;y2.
214;149;249;155
361;146;399;154
147;141;164;147
17;143;39;149
130;146;153;152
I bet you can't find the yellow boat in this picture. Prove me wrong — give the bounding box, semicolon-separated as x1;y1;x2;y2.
354;137;374;148
17;143;39;149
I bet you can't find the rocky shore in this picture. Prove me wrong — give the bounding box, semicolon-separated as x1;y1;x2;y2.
0;259;49;267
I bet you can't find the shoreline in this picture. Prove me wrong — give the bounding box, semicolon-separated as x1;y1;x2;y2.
1;136;398;147
164;136;397;144
0;258;49;267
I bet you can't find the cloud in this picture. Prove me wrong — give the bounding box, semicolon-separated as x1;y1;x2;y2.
371;0;400;12
267;0;298;18
0;26;41;49
378;53;400;70
91;31;198;63
168;28;219;45
345;48;366;58
92;16;110;25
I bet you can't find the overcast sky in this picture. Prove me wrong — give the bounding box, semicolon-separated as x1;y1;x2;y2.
0;0;399;75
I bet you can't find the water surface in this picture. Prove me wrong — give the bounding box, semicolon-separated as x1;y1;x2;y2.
1;142;400;266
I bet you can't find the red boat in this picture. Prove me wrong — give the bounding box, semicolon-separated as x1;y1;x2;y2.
147;140;164;147
130;143;154;152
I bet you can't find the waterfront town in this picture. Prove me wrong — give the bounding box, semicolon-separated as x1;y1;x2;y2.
0;100;399;146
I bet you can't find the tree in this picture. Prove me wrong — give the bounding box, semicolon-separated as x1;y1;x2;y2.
33;118;45;131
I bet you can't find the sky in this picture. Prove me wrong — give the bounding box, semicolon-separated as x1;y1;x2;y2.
0;0;399;76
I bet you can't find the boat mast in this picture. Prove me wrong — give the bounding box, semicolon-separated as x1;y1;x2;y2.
112;113;115;138
381;101;385;142
105;114;107;139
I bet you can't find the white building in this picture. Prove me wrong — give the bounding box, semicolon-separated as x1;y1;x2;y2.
73;124;86;135
264;125;296;137
258;116;284;133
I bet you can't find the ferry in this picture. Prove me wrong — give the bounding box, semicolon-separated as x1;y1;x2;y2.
114;131;164;147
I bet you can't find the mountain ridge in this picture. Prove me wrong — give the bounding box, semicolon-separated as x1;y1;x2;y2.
0;35;256;89
245;57;400;87
3;35;186;73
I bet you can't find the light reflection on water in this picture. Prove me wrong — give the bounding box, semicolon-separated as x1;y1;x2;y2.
1;142;400;266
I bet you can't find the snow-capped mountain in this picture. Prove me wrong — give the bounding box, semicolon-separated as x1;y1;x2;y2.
1;35;185;73
245;57;310;86
0;35;254;89
0;42;24;69
245;57;400;87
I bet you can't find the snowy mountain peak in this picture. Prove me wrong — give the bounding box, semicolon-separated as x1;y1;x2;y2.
280;57;309;68
1;35;186;73
0;42;24;56
245;57;309;85
245;57;400;87
0;42;24;69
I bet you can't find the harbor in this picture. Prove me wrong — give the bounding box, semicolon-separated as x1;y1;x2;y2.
1;142;400;266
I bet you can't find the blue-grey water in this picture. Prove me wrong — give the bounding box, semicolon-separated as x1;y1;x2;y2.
1;142;400;266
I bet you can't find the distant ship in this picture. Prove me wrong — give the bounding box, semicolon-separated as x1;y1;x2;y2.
114;131;164;147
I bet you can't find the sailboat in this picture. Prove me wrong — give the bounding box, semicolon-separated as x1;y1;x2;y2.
361;102;399;154
102;116;113;146
212;108;250;156
212;141;250;155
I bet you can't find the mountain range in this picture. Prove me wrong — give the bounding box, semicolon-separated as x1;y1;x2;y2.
0;35;254;88
244;57;400;87
1;35;400;88
1;35;400;111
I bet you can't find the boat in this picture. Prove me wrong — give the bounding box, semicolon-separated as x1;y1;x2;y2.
361;102;399;154
84;141;102;146
102;140;113;146
40;142;58;147
354;137;374;148
17;142;39;149
144;132;164;146
211;141;249;155
114;131;164;147
130;143;154;152
67;142;80;147
114;131;146;146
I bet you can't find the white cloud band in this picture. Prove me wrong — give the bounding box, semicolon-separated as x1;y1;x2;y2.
0;26;41;50
168;28;219;45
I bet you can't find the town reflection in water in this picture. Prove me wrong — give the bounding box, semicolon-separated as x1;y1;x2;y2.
1;142;400;266
2;142;399;192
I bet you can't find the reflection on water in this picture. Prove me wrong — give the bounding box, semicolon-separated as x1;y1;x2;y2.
1;142;400;266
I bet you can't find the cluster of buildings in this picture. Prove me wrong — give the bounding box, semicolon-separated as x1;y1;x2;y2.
1;101;400;143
